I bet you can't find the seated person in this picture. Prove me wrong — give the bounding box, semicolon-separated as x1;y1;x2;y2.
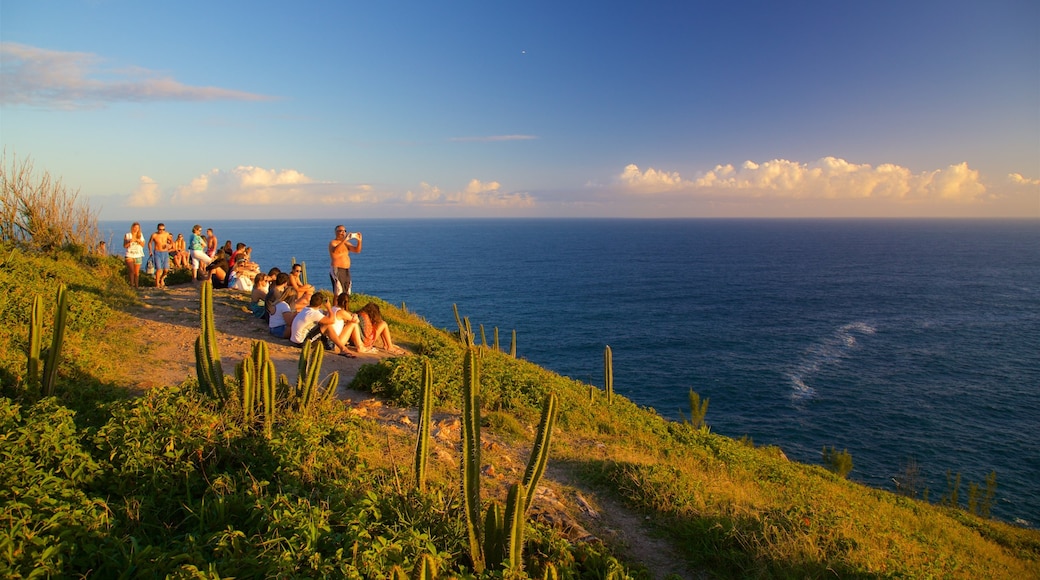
288;263;315;295
267;289;300;339
357;302;405;355
206;250;231;288
250;272;271;317
264;273;293;320
289;293;354;356
230;253;261;291
172;234;190;269
330;292;370;354
229;242;247;268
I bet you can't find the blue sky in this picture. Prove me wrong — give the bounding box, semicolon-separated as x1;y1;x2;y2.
2;0;1038;220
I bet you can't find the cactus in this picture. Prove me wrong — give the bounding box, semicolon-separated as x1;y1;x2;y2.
300;260;308;285
413;554;438;580
320;372;340;404
461;347;484;572
604;345;614;405
40;284;69;397
261;356;276;439
542;562;559;580
493;327;500;351
452;303;464;342
195;281;227;402
509;329;517;358
483;502;504;571
26;294;43;388
297;339;324;410
236;355;256;425
415;358;433;492
503;482;526;570
479;324;487;348
463;316;474;347
521;392;558;512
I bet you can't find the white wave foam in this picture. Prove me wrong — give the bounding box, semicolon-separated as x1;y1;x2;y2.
787;321;876;400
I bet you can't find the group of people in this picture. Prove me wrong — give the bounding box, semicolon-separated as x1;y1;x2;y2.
122;222;259;290
248;226;402;357
123;222;402;358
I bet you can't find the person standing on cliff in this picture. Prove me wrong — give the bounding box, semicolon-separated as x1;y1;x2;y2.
148;223;174;289
329;225;362;295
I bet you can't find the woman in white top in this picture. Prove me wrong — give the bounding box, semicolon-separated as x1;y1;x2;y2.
330;293;370;354
123;222;146;288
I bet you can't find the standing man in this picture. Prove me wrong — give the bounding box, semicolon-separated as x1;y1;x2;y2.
328;225;362;295
206;228;218;258
148;223;174;289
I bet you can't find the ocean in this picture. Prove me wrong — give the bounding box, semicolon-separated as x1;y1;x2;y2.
102;218;1040;527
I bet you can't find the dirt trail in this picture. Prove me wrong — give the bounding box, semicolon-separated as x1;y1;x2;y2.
118;283;696;579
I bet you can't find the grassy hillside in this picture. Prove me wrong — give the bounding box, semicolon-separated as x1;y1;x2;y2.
1;243;1038;579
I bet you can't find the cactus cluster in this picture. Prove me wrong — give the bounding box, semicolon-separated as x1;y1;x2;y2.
453;346;559;573
451;304;517;357
196;281;340;439
26;283;69;397
295;340;339;410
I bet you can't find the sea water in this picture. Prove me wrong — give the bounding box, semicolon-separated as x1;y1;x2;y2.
102;218;1040;526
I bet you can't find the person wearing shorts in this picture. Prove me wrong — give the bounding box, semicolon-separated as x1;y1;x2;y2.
123;222;145;289
328;225;362;295
148;223;174;288
269;299;292;338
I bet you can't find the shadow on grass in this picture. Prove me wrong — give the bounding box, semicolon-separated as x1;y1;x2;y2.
557;457;885;580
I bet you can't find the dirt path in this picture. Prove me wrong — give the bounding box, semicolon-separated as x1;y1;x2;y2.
117;283;695;579
122;283;385;390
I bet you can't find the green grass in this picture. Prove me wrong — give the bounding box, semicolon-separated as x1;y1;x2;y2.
1;244;1038;579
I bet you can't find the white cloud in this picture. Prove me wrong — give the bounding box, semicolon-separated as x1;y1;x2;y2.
407;179;533;207
620;157;988;203
1009;173;1040;186
165;167;533;210
0;42;275;109
125;176;162;207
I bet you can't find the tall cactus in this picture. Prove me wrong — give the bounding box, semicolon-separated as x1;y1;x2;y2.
26;294;43;388
260;355;276;439
236;354;256;424
413;554;438;580
604;345;614;405
41;284;69;397
463;316;474;347
521;392;558;513
452;303;465;342
415;358;433;492
297;340;324;410
479;324;487;348
195;281;227;402
503;482;527;571
483;502;504;571
509;329;517;358
461;347;484;572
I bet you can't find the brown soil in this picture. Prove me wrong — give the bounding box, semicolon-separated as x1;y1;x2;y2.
117;282;695;579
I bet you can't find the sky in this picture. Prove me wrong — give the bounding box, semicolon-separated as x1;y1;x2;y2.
2;0;1038;220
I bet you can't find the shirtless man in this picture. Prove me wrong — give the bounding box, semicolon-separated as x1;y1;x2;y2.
328;225;362;295
148;223;174;289
206;228;218;258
